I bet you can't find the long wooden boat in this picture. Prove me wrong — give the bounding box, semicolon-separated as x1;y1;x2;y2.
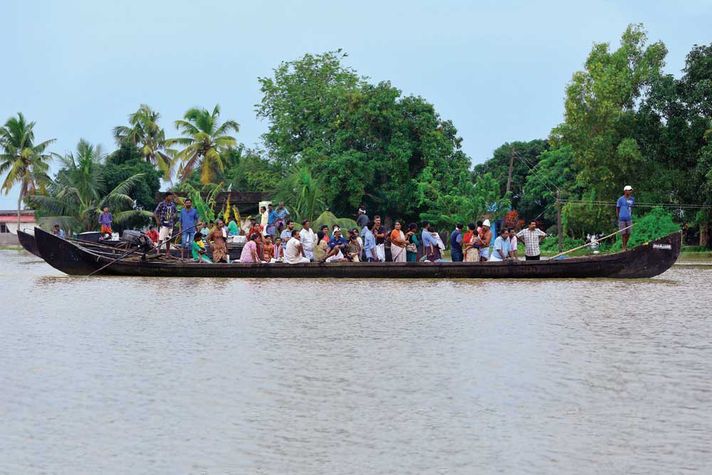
33;226;681;279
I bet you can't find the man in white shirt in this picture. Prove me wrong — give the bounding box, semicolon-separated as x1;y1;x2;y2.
299;220;316;261
285;229;309;264
516;221;547;260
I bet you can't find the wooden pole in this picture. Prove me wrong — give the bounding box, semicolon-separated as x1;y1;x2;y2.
556;190;563;252
550;224;634;259
505;149;515;195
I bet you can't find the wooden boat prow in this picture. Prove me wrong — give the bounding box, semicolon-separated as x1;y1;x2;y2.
33;226;681;279
17;229;42;258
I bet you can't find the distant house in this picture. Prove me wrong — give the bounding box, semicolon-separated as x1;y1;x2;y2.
0;210;37;245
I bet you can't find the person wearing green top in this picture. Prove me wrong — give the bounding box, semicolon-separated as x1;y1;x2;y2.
191;233;212;263
406;223;420;262
227;219;239;236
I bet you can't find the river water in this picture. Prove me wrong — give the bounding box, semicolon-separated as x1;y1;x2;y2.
0;250;710;474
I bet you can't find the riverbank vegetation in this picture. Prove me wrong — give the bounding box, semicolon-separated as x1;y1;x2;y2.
1;25;710;247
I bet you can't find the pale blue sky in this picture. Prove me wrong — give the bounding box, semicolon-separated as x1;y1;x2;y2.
2;0;711;209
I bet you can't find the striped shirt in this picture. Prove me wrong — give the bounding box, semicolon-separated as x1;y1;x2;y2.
516;228;547;256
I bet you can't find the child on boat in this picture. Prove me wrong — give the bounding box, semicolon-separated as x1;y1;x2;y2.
191;232;212;263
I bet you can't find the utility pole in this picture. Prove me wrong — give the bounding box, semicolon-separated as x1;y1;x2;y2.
505;148;515;195
556;190;563;252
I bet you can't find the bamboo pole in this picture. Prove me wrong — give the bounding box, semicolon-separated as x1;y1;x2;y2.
549;224;634;259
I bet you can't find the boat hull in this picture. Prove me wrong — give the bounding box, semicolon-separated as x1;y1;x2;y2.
33;227;681;279
17;230;42;258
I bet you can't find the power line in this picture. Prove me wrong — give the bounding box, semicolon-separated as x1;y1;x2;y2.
560;199;712;209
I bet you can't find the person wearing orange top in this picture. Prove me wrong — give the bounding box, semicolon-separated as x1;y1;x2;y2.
262;235;275;262
389;220;407;262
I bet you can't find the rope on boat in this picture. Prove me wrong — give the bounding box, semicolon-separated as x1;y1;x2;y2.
549;224;634;259
85;224;201;276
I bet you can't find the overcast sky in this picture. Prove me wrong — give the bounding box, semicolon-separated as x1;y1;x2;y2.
2;0;711;209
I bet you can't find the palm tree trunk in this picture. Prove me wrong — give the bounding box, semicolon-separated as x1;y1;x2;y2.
16;188;23;233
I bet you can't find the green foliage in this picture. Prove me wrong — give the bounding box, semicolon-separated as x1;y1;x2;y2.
552;24;667;199
419;172;510;230
274;166;326;222
0;113;55;223
104;144;162;227
113;104;173;178
519;145;576;222
540;235;585;253
609;207;679;251
473;139;549;205
562;190;615;238
222;146;282;192
257;51;474;220
313;211;358;233
168;105;239;184
28;139;151;233
178;182;220;223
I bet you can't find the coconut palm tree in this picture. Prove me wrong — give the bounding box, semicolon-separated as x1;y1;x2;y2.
27;139;152;233
0;113;55;229
113;104;173;178
168;105;239;184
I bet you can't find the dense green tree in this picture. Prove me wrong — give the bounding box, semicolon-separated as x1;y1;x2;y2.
257;51;476;224
28;140;151;233
222;146;282;192
519;145;577;223
0;113;55;228
168;105;239;184
113;104;173;178
630;42;712;243
473;139;549;206
552;24;667;200
257;50;362;168
103;144;162;228
419;172;510;229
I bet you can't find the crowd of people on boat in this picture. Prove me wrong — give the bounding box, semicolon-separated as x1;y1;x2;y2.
48;185;636;263
144;192;552;264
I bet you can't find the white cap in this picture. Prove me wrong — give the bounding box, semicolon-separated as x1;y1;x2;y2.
624;185;633;191
482;219;491;227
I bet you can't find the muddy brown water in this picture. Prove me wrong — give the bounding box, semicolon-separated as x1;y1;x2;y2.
1;251;710;474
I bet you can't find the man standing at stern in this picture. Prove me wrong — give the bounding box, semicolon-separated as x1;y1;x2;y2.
617;185;635;251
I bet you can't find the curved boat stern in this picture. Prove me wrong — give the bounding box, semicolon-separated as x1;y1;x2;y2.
612;232;681;278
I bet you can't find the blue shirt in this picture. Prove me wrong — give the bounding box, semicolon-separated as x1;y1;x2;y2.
617;195;634;221
268;210;278;225
328;236;348;249
275;207;289;220
362;228;376;254
450;229;462;253
180;207;199;232
422;230;436;248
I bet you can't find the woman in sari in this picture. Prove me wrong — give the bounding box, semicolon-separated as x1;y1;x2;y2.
389;220;407;262
208;219;229;263
463;223;480;262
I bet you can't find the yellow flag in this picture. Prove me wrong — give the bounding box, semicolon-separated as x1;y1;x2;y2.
223;194;231;222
